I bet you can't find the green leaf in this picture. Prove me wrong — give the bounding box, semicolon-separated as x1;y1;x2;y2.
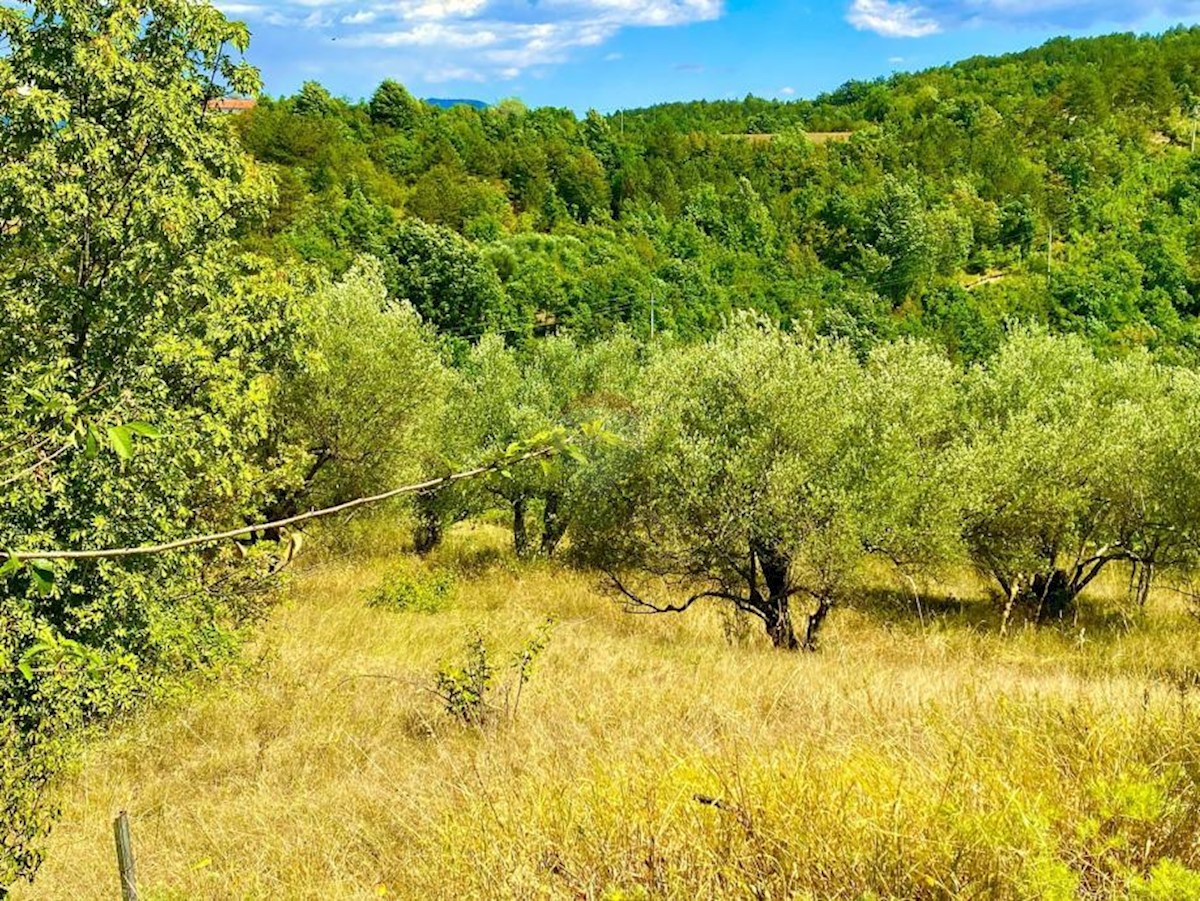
28;560;55;595
125;421;163;439
107;425;133;460
0;553;19;578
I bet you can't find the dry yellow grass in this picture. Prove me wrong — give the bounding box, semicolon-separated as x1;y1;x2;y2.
14;523;1200;900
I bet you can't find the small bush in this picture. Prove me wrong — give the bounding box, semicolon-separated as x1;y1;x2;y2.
433;630;494;726
368;570;456;613
432;623;552;726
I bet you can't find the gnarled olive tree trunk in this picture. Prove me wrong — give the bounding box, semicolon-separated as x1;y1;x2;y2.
996;547;1137;633
540;491;568;558
750;538;798;650
412;492;443;555
746;538;830;651
1031;568;1074;622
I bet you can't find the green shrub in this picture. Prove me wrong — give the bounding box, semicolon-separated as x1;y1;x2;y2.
368;570;456;613
432;623;551;726
433;630;494;726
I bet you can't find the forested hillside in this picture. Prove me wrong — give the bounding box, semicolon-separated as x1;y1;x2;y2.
240;27;1200;358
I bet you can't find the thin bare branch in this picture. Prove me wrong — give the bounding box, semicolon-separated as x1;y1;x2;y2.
2;447;552;563
0;440;74;489
605;569;749;615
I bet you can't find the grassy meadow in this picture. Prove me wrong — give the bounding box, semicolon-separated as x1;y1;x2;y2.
16;520;1200;901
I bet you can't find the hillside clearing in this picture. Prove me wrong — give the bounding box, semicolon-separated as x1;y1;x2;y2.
722;131;854;144
16;524;1200;900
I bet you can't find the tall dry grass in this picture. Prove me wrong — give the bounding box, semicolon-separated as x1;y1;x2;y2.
14;521;1200;900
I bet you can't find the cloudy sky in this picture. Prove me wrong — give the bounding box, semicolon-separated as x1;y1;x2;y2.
221;0;1200;109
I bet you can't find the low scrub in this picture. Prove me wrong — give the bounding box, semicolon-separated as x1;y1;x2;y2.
432;621;552;727
368;568;457;613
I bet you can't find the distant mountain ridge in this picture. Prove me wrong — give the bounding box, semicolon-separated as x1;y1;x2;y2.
423;97;488;110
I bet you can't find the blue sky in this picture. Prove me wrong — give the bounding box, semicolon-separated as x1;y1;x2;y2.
220;0;1200;110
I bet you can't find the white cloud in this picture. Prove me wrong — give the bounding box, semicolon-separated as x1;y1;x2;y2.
473;21;617;71
343;21;498;46
406;0;489;20
779;85;795;95
422;65;488;82
551;0;722;27
261;7;331;26
847;0;1200;38
215;2;264;13
847;0;940;37
230;0;725;81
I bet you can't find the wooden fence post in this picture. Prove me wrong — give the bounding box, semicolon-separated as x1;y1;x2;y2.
113;810;138;901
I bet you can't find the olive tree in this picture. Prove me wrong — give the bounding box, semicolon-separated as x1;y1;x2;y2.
1093;358;1200;607
572;319;871;650
956;330;1158;627
270;258;448;514
446;332;640;558
857;339;965;595
518;331;642;556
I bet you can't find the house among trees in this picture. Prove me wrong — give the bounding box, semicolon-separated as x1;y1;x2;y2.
205;97;257;114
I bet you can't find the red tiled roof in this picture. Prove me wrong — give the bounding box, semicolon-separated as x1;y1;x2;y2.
205;97;257;113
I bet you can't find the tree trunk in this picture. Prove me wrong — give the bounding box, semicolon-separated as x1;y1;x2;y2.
999;574;1022;636
762;596;800;650
803;599;832;651
412;493;442;555
1032;568;1074;623
750;538;804;650
539;491;567;558
753;538;790;600
513;497;530;558
1136;559;1155;608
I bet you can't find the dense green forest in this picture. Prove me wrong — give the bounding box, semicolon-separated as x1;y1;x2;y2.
5;0;1200;892
237;26;1200;358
